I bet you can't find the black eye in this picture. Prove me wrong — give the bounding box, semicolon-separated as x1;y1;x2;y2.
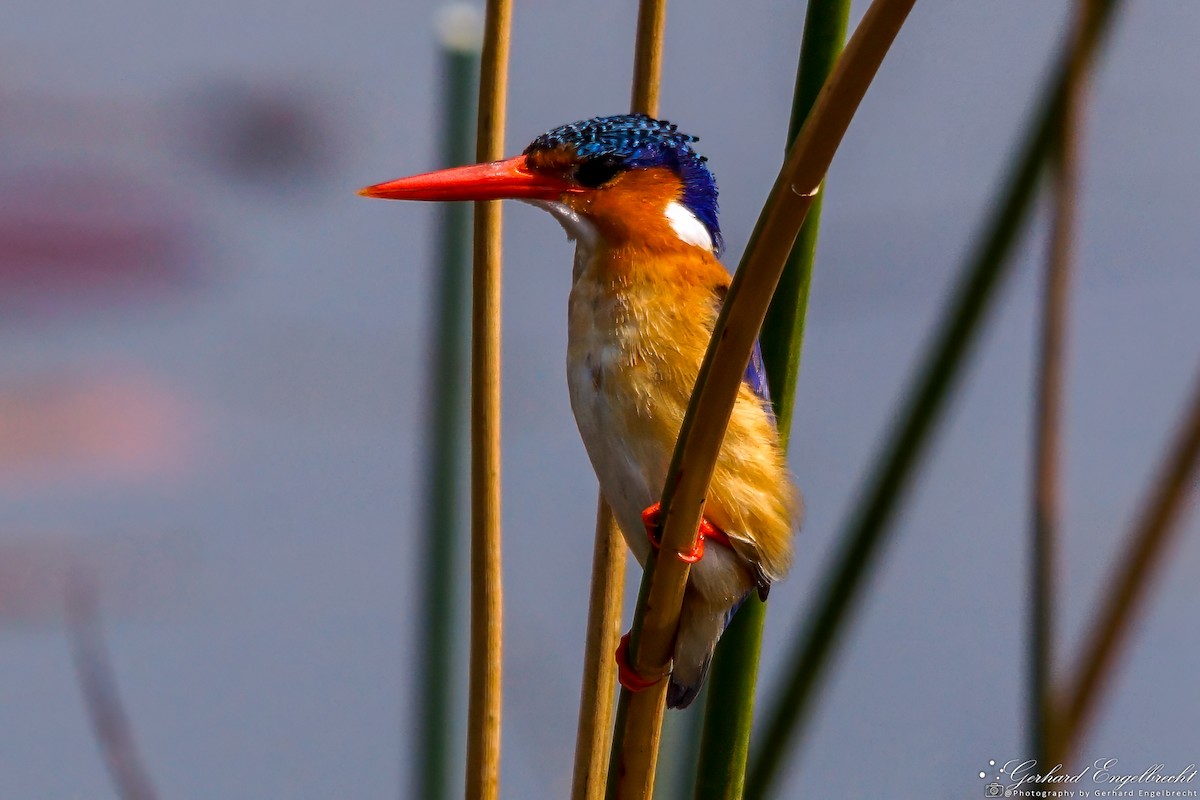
575;155;623;188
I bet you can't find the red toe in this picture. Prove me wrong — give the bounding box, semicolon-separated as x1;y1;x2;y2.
641;502;663;551
642;504;730;564
615;632;660;692
676;535;705;563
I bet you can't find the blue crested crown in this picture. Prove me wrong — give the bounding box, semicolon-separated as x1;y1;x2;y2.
525;113;723;253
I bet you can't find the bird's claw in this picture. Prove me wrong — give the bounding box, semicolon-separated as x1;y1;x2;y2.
641;502;723;563
615;632;662;693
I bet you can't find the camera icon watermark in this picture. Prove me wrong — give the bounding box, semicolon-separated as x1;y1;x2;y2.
980;758;1009;796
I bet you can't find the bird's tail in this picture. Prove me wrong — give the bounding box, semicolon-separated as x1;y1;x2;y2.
667;588;749;709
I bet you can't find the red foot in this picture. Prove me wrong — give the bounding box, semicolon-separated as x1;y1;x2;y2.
615;632;660;692
641;502;731;563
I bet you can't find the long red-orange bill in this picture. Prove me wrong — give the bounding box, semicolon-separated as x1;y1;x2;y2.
358;154;574;202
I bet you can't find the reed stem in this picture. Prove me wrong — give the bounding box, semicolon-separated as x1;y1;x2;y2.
759;0;851;444
1051;371;1200;764
629;0;667;117
692;3;849;798
465;0;511;796
571;4;667;798
609;2;915;796
745;4;1122;796
1029;0;1094;767
570;500;627;800
413;20;479;798
67;577;160;800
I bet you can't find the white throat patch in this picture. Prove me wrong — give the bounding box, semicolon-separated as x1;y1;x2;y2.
523;197;715;281
522;199;599;281
664;201;714;252
522;199;597;250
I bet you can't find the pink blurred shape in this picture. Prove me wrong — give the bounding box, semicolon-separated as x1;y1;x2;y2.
0;368;196;486
0;167;197;317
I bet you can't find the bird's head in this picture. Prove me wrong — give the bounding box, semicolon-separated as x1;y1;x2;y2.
360;113;722;254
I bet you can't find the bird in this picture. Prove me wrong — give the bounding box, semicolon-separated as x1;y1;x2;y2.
360;113;800;709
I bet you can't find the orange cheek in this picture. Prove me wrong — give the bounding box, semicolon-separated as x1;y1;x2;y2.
564;167;685;245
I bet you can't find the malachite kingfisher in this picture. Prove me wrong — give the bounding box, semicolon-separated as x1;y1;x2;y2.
361;114;801;709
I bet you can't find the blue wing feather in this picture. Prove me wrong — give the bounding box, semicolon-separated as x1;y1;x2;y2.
744;339;775;424
707;281;775;422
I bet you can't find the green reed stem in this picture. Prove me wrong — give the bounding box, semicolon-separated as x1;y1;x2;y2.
692;3;850;799
413;38;478;800
760;0;852;443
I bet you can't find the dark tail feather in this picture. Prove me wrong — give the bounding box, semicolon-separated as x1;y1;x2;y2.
667;588;755;709
667;660;711;709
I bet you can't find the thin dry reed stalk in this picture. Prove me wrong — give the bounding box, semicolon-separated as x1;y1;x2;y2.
466;0;511;797
67;577;159;800
1050;371;1200;763
571;501;627;800
629;0;667;116
1029;0;1094;764
571;4;666;797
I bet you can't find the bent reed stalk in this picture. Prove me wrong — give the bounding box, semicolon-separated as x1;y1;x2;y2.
609;1;916;797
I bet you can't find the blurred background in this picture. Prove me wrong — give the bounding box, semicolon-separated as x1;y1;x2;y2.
1;1;1197;797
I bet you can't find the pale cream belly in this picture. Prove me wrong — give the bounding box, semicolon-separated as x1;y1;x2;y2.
566;343;657;567
565;319;749;605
